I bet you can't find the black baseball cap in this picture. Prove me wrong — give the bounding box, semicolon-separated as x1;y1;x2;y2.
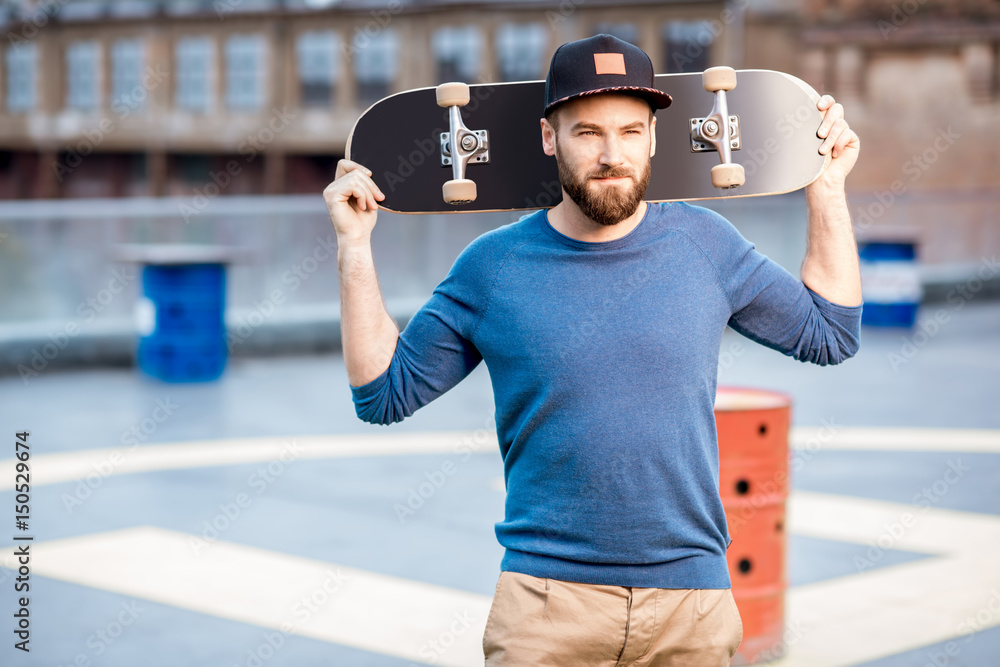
544;34;672;116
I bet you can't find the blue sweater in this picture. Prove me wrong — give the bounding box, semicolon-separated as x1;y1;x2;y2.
351;202;862;589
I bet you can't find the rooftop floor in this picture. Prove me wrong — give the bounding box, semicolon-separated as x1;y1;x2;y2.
1;300;998;666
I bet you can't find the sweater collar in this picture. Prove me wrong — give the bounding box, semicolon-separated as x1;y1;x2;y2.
538;203;657;251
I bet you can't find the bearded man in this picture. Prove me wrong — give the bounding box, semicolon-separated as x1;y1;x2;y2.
324;34;862;666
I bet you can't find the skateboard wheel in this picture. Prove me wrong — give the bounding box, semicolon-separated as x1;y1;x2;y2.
443;178;477;205
703;66;737;93
711;163;745;189
436;82;470;108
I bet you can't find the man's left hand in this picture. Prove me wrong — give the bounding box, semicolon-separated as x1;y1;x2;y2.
811;95;860;190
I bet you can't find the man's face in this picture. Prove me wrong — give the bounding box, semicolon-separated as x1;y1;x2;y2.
541;94;656;227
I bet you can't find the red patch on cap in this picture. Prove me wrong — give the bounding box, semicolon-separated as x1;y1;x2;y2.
594;53;626;75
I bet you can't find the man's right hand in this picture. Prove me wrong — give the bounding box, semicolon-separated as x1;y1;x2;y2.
323;159;398;388
323;159;385;244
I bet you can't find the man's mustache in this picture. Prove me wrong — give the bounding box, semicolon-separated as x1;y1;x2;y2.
587;167;635;180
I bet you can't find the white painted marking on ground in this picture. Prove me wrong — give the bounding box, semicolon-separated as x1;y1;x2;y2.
0;431;500;490
772;491;1000;666
791;426;1000;453
1;527;491;667
787;491;1000;554
783;555;1000;666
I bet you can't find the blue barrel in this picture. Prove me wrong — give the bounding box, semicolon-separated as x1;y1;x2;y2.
136;263;227;382
858;241;922;327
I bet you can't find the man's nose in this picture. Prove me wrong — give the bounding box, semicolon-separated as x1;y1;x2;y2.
599;136;626;167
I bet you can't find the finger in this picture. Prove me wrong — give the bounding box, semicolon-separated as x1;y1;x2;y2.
831;128;858;159
354;178;384;212
346;169;382;196
816;94;835;111
357;173;384;201
360;185;377;211
817;103;844;139
337;158;369;175
819;118;846;154
330;171;381;206
329;178;376;211
351;172;384;203
354;178;379;211
335;159;373;180
820;118;849;156
334;160;349;180
337;183;366;211
324;178;364;206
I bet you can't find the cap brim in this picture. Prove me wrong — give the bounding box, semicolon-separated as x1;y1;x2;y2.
545;86;673;114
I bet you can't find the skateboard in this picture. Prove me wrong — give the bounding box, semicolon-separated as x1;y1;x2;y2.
346;68;830;214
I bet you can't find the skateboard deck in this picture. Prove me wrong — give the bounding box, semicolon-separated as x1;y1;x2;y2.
346;69;830;214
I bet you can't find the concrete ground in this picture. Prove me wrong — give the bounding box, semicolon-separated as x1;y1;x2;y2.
1;299;998;666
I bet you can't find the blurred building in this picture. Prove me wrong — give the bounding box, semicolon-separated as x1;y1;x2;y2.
773;0;1000;267
0;0;747;200
0;0;997;263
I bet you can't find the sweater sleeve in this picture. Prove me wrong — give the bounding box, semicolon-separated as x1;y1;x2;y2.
349;234;493;424
688;205;862;366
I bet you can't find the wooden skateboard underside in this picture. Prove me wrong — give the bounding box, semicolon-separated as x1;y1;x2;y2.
346;70;829;215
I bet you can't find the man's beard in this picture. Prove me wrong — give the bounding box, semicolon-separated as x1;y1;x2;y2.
556;144;651;227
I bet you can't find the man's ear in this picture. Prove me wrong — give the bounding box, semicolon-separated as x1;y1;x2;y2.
540;118;557;157
649;114;657;158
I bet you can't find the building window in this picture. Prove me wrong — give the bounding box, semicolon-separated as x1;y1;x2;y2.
297;30;339;108
66;40;101;111
353;30;398;107
176;36;214;113
225;34;266;111
663;21;713;74
5;43;37;112
111;38;145;112
592;23;639;46
176;154;212;184
432;26;480;84
496;23;546;82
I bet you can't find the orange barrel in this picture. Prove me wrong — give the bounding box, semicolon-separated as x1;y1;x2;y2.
714;386;792;665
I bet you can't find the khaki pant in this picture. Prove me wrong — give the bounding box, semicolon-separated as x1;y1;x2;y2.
483;571;743;666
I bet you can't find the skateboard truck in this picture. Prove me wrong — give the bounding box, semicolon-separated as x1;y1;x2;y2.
690;115;741;152
689;67;746;189
436;82;490;205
